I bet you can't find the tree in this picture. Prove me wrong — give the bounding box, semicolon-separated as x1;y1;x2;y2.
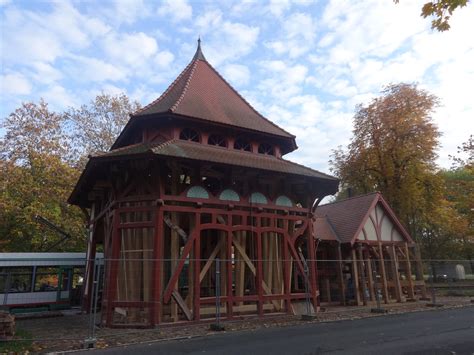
395;0;470;31
65;93;140;165
331;83;441;234
0;101;85;252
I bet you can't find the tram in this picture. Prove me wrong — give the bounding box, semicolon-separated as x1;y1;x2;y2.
0;253;101;313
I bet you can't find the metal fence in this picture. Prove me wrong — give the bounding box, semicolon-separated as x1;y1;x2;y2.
0;257;473;352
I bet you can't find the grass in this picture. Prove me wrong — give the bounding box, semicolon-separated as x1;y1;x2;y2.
0;329;33;353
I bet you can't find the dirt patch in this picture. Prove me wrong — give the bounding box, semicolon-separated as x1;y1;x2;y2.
11;296;474;353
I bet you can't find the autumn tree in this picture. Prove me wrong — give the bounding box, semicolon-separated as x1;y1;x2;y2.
330;83;456;256
65;93;140;165
0;101;85;252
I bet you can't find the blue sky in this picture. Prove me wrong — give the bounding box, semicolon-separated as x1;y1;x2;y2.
1;0;473;173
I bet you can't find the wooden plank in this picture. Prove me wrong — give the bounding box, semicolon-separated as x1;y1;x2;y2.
351;249;362;305
366;255;376;302
199;238;224;282
357;246;368;306
336;244;346;306
378;243;389;304
403;243;415;300
164;215;188;242
171;290;192;321
233;238;280;309
389;245;403;302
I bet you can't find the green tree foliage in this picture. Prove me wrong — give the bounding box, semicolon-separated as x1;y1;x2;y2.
0;93;140;252
330;83;468;259
0;101;84;251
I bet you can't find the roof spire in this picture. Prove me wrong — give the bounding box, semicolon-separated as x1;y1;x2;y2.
193;37;206;61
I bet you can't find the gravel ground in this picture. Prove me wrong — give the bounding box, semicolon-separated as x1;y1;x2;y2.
11;296;474;353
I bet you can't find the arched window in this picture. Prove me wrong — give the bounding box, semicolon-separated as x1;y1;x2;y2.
258;143;274;155
208;134;227;147
219;189;240;202
186;186;210;199
234;138;251;152
249;192;268;204
180;128;200;142
275;195;293;207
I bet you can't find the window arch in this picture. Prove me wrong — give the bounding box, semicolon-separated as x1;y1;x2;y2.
234;138;251;152
258;143;274;155
275;195;293;207
249;192;268;204
180;128;200;142
208;134;227;147
186;186;210;199
219;189;240;202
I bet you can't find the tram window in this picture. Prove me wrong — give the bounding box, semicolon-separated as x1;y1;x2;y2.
34;267;59;292
0;267;33;293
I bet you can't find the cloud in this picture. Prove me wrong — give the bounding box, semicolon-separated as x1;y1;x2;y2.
158;0;192;22
1;72;32;95
64;56;127;83
103;32;158;67
222;64;250;87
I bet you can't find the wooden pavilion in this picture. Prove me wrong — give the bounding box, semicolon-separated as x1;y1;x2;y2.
313;192;427;306
69;41;339;327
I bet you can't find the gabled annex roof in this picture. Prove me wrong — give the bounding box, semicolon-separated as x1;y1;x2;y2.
313;192;414;245
130;40;294;139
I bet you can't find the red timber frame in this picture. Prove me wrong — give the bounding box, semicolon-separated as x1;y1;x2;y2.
84;160;326;327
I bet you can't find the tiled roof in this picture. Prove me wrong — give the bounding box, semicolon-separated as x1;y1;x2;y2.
314;193;379;243
94;139;338;181
133;47;294;139
313;216;340;242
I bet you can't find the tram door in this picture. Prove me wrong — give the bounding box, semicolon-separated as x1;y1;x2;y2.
57;267;72;302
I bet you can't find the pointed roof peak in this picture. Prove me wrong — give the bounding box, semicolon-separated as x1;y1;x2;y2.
193;37;206;61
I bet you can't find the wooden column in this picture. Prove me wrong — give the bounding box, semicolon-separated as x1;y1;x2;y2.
170;165;179;322
404;243;415;300
307;223;319;310
193;213;201;321
351;248;362;305
389;245;403;302
365;252;376;302
357;245;368;306
336;244;346;306
378;243;389;304
152;208;164;324
226;229;233;318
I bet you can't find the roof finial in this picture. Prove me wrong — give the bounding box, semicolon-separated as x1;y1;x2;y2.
193;37;206;61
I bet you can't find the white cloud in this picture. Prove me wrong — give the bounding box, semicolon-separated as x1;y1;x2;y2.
158;0;192;22
1;72;32;95
155;51;175;68
65;56;127;83
103;32;158;67
222;64;250;87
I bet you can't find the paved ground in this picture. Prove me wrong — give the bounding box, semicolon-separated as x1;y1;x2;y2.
79;307;474;355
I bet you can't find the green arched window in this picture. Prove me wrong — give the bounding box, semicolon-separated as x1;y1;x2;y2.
249;192;268;204
219;189;240;202
186;186;210;199
275;195;293;207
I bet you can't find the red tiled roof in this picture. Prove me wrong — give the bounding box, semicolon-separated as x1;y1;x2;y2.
314;193;379;243
133;50;294;139
94;139;338;180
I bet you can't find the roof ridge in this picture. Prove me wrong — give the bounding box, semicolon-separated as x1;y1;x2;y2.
203;60;296;139
319;191;380;207
324;215;341;242
132;60;195;116
170;60;199;112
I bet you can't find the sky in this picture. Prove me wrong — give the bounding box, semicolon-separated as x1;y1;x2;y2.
1;0;473;174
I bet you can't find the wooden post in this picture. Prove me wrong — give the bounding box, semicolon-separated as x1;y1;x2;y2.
226;229;233;318
389;245;403;302
336;243;346;306
404;243;415;300
351;248;362;305
365;252;376;302
193;213;201;321
413;245;428;299
357;245;368;306
378;243;389;304
152;208;164;324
